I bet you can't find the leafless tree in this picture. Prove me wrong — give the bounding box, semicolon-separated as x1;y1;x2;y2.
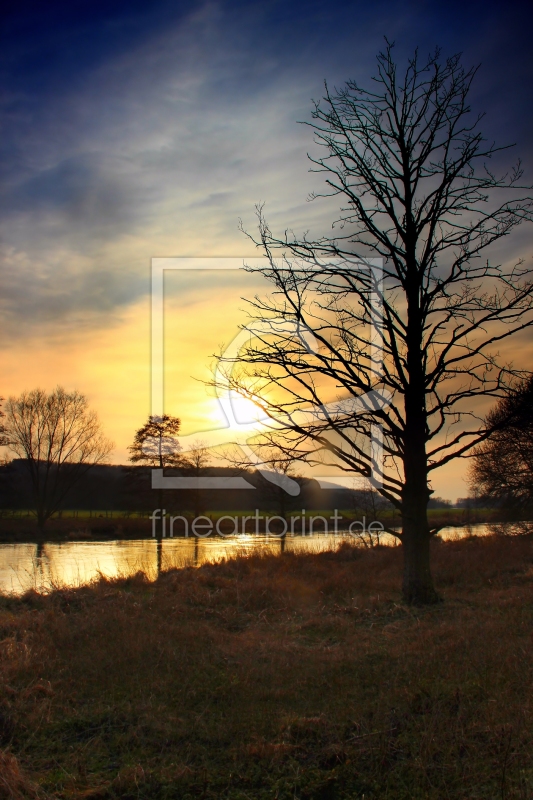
223;444;301;520
182;439;211;472
0;397;7;446
181;439;212;517
218;43;533;603
3;387;114;531
0;397;10;516
348;479;391;547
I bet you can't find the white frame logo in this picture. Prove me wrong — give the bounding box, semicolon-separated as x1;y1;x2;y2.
150;257;389;494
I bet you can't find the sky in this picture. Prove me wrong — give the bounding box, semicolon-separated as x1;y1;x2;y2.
1;0;532;501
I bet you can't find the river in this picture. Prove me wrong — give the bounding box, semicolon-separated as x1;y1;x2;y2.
0;523;523;595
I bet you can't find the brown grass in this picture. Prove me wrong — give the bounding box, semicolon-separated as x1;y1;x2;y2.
0;749;42;799
1;534;533;798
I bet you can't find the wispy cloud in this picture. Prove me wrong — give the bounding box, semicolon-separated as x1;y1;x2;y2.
2;1;531;340
0;3;342;335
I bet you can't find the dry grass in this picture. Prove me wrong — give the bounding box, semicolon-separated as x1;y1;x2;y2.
0;749;42;799
1;534;533;798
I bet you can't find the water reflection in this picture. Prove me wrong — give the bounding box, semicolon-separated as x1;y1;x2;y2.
0;523;518;596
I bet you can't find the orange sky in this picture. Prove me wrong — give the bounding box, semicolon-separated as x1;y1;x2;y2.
6;261;526;503
2;2;533;508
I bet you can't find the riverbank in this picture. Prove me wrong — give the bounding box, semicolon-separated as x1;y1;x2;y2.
0;515;152;543
1;534;532;799
0;506;501;544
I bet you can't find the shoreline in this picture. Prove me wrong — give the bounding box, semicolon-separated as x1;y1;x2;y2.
0;509;505;545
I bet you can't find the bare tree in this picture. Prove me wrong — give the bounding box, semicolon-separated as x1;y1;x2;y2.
349;479;392;547
469;376;533;513
0;397;7;446
182;439;211;472
0;398;10;516
223;444;301;520
218;43;533;603
181;439;212;517
3;387;114;531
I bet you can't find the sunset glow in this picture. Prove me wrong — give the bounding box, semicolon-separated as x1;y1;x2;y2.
1;1;532;503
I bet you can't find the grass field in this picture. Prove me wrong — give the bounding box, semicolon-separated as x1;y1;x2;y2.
1;533;532;799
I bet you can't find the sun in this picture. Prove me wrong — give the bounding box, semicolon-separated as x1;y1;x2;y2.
229;391;266;426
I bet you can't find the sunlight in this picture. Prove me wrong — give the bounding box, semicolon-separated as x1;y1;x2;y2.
229;391;267;426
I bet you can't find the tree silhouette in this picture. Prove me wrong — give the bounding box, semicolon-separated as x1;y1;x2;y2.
0;397;7;446
3;387;113;531
128;415;183;469
469;376;533;513
181;439;211;517
128;415;184;529
218;43;533;604
223;444;301;521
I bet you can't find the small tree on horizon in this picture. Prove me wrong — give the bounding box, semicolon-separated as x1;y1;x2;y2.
0;397;7;447
223;444;302;520
128;415;185;524
128;415;183;469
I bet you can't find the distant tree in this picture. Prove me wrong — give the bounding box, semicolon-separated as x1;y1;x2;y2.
128;415;186;529
182;439;211;473
0;399;12;517
128;415;183;468
223;444;301;521
3;387;114;531
469;376;533;512
251;449;302;522
181;439;212;517
0;397;7;445
427;496;452;509
349;479;392;546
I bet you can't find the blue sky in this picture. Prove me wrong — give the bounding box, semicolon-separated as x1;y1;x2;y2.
2;0;532;331
1;0;532;497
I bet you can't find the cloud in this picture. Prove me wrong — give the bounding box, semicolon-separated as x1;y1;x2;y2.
0;4;336;336
2;0;532;503
0;0;531;341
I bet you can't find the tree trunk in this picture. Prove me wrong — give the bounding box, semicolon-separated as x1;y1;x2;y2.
401;446;441;604
156;537;163;576
401;431;440;603
401;267;441;605
401;507;440;605
401;404;441;604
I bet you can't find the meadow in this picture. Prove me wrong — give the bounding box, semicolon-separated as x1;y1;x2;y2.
1;533;532;799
